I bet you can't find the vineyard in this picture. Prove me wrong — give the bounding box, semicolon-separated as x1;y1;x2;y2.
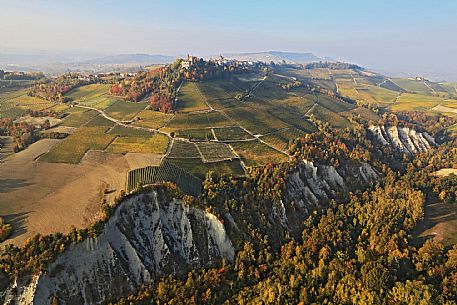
126;160;202;196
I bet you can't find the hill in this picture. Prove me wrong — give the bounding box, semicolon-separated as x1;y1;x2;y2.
219;51;325;63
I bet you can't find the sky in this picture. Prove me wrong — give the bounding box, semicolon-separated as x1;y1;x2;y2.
1;0;456;80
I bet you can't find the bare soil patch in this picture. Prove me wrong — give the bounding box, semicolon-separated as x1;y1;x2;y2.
413;202;457;247
0;140;163;246
433;168;457;177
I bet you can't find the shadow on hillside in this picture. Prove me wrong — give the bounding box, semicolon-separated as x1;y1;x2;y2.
0;179;32;193
2;212;30;240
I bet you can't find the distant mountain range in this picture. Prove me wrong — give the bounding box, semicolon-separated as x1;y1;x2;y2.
82;51;330;65
82;53;176;65
0;51;330;68
218;51;332;63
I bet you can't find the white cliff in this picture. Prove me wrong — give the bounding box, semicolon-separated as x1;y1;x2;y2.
270;159;378;232
5;189;234;305
368;125;436;154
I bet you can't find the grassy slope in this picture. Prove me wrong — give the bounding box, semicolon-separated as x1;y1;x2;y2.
176;82;209;112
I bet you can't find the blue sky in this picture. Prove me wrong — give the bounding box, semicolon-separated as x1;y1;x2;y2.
1;0;456;79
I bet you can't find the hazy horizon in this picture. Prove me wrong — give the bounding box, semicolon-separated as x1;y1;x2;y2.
1;0;457;80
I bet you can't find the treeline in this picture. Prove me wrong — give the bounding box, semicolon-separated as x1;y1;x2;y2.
304;61;362;70
28;73;91;102
180;59;255;82
110;66;180;112
0;70;44;81
0;118;50;152
0;218;12;243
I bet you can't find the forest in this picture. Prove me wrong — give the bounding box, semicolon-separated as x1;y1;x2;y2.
0;111;455;304
304;62;362;70
110;138;457;304
0;118;51;152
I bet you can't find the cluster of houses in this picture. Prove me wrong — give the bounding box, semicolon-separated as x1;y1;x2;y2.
180;54;260;70
75;71;138;82
409;76;428;82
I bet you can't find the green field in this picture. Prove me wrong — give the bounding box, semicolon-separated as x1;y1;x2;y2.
197;78;248;105
47;104;71;113
61;109;99;127
132;110;172;129
224;106;289;135
231;140;288;167
168;140;201;159
108;125;154;137
390;93;444;112
104;100;147;121
391;78;434;95
167;158;245;179
440;83;457;97
165;111;232;131
0;90;54;118
85;115;115;129
213;127;254;141
40;126;116;163
175;128;214;141
65;84;110;101
308;104;352;129
337;82;397;106
196;142;238;162
340;107;380;122
106;133;168;154
261;127;306;151
176;82;209;112
65;84;119;109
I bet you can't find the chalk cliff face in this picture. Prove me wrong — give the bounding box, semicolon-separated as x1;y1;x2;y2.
264;159;379;239
3;189;234;305
4;160;380;304
368;125;436;155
